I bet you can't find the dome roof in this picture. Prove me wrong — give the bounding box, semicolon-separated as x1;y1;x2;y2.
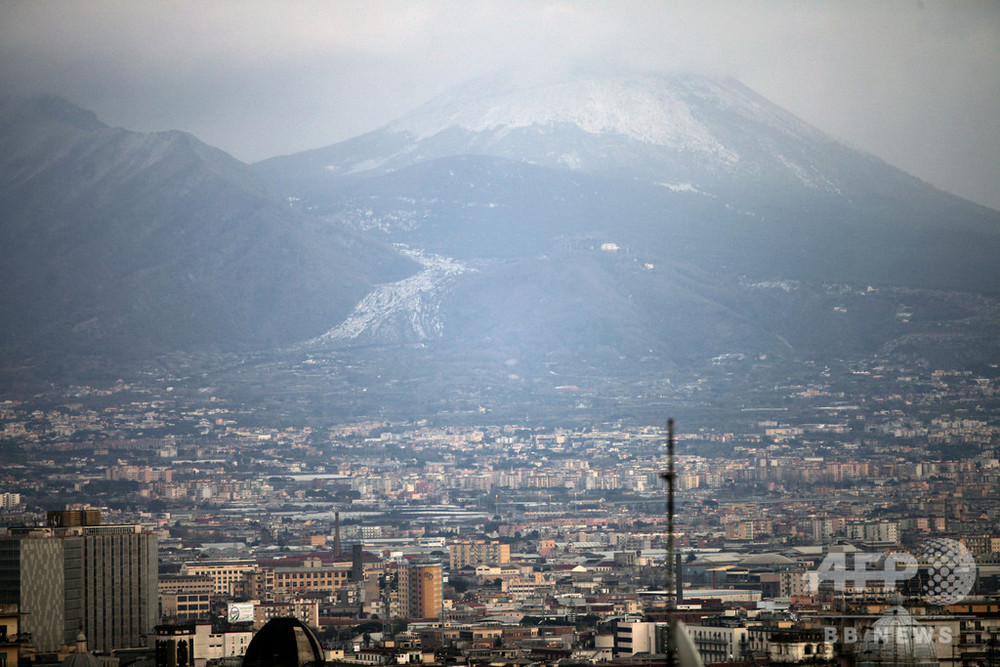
242;617;324;667
63;632;99;667
62;650;99;667
855;606;939;666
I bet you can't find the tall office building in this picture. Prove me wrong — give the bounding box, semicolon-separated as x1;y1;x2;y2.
397;560;441;620
0;528;77;653
0;511;157;653
80;524;158;651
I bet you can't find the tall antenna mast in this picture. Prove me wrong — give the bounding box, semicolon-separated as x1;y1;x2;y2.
661;418;677;666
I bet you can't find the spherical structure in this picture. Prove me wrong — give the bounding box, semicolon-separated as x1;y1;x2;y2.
855;606;938;666
918;538;976;605
62;634;100;667
242;617;324;667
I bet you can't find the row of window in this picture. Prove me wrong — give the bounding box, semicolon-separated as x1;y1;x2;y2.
277;571;348;579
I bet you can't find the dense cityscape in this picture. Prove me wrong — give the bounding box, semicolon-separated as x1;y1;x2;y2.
2;356;999;666
2;5;999;667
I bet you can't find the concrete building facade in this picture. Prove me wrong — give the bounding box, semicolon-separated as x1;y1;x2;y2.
0;512;157;653
448;540;511;568
398;560;442;620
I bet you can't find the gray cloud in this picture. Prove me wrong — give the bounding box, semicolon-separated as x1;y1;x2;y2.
1;0;998;209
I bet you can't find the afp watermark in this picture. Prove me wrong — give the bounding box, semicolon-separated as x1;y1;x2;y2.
803;537;977;605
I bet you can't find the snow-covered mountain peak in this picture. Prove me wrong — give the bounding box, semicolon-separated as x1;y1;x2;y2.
262;69;850;191
389;73;739;163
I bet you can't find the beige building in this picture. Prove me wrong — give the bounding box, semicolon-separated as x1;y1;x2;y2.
398;560;442;620
0;604;21;667
272;557;353;594
179;559;260;596
159;575;213;621
448;540;510;568
684;622;749;664
254;599;319;629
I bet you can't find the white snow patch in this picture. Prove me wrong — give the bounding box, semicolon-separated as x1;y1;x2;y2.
307;248;472;344
774;154;842;193
558;153;582;169
347;158;384;174
740;278;798;292
658;182;708;195
391;75;739;165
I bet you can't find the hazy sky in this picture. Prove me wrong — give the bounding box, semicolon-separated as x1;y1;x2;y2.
2;1;998;209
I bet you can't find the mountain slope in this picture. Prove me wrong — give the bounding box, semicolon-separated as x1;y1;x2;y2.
5;71;999;397
256;72;1000;293
253;72;1000;374
0;95;416;361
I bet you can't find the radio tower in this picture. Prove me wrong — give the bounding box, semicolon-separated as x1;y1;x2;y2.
660;419;704;667
661;418;677;667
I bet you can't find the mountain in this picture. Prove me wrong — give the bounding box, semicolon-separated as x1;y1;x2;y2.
260;73;844;185
257;73;1000;290
0;95;416;367
253;73;1000;373
4;73;999;402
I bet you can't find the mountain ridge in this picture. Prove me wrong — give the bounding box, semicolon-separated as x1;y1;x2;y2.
250;71;1000;376
3;72;1000;395
255;72;1000;294
256;73;892;193
0;94;417;363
